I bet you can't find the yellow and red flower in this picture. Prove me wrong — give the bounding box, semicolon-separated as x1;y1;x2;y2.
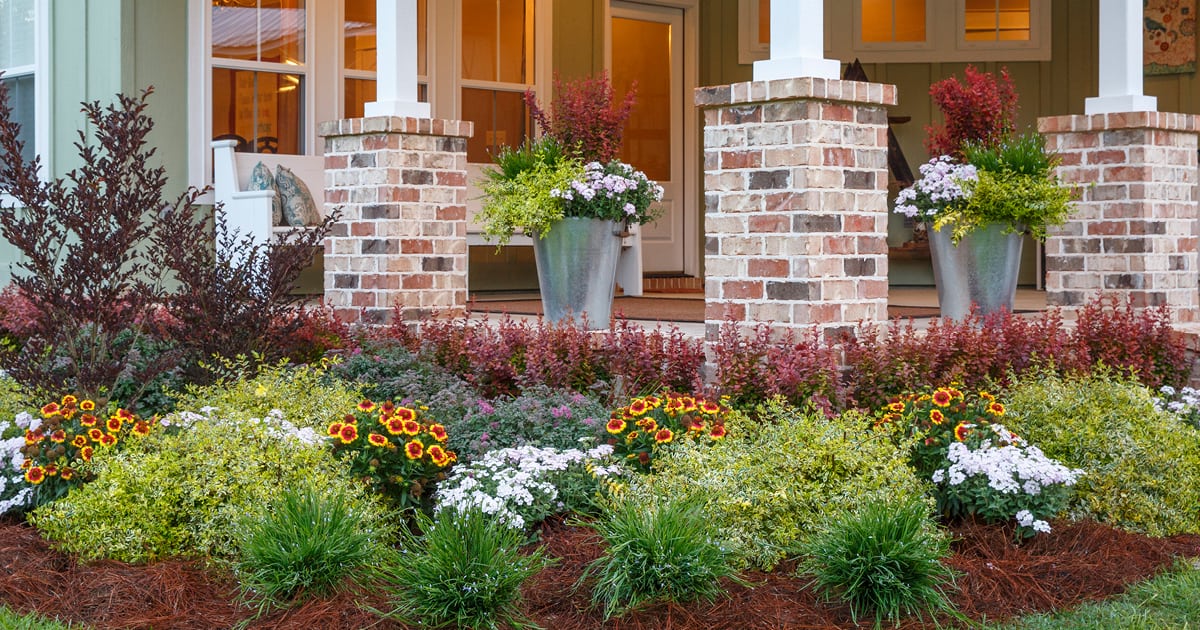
49;429;66;443
60;467;74;481
24;430;43;446
699;399;721;414
79;414;98;427
987;402;1006;416
428;444;450;466
61;394;78;406
131;421;151;438
327;422;344;438
929;409;946;425
40;402;60;417
71;435;88;448
932;389;953;407
106;416;122;433
79;399;96;412
637;418;658;434
98;433;117;447
385;418;405;435
115;408;134;421
357;400;377;413
87;428;104;442
339;424;359;444
401;419;421;436
654;428;674;444
405;440;424;460
710;424;727;439
44;465;58;477
79;446;94;462
395;407;417;422
428;424;448;442
606;418;626;434
954;422;972;442
24;466;45;484
628;399;649;417
368;433;389;447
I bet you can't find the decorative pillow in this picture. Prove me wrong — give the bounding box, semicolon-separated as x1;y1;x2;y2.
248;161;283;226
274;165;322;227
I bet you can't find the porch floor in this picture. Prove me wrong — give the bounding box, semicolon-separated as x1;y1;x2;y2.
466;286;1049;337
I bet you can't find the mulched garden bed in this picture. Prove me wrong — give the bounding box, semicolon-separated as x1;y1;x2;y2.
1;517;1197;630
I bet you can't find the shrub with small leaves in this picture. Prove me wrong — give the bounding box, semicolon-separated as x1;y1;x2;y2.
236;483;387;616
800;497;956;628
329;339;478;422
381;507;547;630
638;400;928;569
447;385;609;461
583;495;739;620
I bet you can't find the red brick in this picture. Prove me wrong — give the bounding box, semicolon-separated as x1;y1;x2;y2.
436;171;466;187
1103;165;1151;182
325;155;348;170
822;147;853;166
705;301;746;321
403;274;434;289
748;258;789;277
1088;221;1127;235
351;291;376;307
720;150;762;169
384;187;420;202
842;214;875;232
823;236;855;254
820;103;854;122
748;215;789;233
401;239;434;254
351;222;375;237
437;206;467;221
723;280;763;299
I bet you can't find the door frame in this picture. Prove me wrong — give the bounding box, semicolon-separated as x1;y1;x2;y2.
603;0;699;277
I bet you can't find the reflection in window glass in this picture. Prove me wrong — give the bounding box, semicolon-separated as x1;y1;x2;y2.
613;16;670;182
343;0;376;72
461;0;532;83
861;0;926;43
0;75;33;163
212;0;306;64
212;68;304;154
462;88;527;163
0;0;34;69
964;0;1030;42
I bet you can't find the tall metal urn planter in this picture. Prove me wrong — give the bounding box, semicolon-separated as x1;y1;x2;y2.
928;222;1023;320
532;217;624;330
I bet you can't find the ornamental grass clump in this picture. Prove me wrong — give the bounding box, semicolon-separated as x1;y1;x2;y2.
236;483;386;617
604;393;730;472
327;399;457;510
800;497;956;629
583;495;740;620
381;507;547;630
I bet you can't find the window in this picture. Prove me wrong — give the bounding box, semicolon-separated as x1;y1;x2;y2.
739;0;1049;64
460;0;535;163
0;0;37;164
210;0;307;154
343;0;428;119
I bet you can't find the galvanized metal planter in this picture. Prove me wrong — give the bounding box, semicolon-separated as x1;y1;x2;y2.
532;217;624;330
928;222;1024;320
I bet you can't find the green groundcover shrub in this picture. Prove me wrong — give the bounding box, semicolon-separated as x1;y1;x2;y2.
171;357;362;430
637;399;929;569
30;407;390;564
1006;370;1200;537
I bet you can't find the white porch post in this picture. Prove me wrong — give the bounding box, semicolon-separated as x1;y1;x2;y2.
365;0;431;118
1084;0;1156;114
752;0;839;81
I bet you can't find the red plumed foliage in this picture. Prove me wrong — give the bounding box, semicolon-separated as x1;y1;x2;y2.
925;65;1019;158
525;72;637;163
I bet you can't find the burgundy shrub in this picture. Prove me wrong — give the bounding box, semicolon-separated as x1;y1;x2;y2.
1070;296;1189;389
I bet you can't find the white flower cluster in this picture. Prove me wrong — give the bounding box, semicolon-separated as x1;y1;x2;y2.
160;408;322;446
1155;385;1200;427
894;155;978;220
1015;509;1052;534
435;444;615;530
0;418;33;514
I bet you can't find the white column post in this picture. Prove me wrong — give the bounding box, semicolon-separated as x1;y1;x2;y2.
752;0;840;81
365;0;431;118
1084;0;1156;115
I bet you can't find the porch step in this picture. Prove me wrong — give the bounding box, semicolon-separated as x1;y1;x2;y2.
642;275;704;294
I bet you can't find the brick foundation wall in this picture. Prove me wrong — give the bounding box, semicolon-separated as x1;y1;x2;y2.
1038;112;1200;323
320;116;472;324
695;77;896;343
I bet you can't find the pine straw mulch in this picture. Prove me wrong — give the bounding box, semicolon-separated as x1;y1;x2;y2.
1;516;1198;630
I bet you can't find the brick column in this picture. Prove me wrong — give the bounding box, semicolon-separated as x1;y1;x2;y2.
321;116;472;324
1038;112;1200;323
695;78;896;343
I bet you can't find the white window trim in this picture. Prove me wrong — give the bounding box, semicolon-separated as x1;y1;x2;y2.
738;0;1052;65
0;0;48;206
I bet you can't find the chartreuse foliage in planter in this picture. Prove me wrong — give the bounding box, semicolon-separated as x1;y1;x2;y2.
1006;370;1200;537
30;405;390;564
636;399;929;570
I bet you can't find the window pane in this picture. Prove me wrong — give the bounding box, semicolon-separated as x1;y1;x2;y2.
462;87;527;163
212;68;304;154
0;0;35;69
461;0;498;81
344;78;375;119
862;0;925;43
964;0;1029;42
497;0;531;84
259;0;306;64
1;74;34;163
343;0;376;72
613;16;670;182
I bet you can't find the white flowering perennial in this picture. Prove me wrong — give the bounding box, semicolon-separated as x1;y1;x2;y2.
435;444;616;530
893;156;978;221
1154;385;1200;428
931;424;1082;534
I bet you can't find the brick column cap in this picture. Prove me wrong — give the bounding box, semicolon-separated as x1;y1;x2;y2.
694;77;897;109
1037;111;1200;135
319;116;474;139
